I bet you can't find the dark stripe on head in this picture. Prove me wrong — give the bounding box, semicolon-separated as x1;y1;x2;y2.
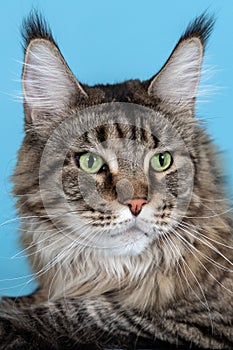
151;134;159;148
95;125;107;144
129;125;136;141
78;131;92;147
115;123;125;139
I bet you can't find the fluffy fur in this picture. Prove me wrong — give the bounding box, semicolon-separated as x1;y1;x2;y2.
0;11;232;350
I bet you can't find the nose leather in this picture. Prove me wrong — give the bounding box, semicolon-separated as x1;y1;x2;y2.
123;198;147;216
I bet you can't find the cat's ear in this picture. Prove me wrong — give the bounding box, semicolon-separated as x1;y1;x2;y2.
148;38;203;108
22;14;87;124
148;14;214;109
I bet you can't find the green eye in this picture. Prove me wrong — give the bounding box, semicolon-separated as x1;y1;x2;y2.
150;152;172;172
78;153;104;174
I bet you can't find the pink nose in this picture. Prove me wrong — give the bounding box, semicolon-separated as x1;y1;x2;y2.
123;198;147;216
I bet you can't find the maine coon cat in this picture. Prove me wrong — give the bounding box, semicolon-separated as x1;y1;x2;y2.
0;11;232;350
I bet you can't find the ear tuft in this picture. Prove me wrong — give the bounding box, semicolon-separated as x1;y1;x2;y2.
180;13;215;48
21;10;55;51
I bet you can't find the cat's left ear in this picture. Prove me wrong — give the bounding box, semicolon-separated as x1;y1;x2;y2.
148;14;214;110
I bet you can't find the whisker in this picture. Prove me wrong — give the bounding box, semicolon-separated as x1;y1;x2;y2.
183;207;233;219
177;222;233;270
180;221;233;250
170;226;233;296
192;192;230;203
163;227;212;313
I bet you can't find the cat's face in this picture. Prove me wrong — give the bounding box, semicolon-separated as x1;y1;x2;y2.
14;14;214;258
32;103;194;256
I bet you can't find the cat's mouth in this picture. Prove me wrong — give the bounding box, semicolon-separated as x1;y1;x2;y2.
108;225;151;256
100;218;154;255
67;211;156;255
109;220;150;239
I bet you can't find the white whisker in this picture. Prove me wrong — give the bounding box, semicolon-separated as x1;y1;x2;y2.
170;225;233;296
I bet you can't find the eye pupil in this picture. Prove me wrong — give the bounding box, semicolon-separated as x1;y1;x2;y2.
88;155;95;168
159;154;165;166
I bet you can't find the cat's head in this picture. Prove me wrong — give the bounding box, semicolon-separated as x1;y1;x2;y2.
14;13;216;258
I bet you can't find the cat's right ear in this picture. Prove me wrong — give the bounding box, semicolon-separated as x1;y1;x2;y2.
22;36;88;125
148;14;214;111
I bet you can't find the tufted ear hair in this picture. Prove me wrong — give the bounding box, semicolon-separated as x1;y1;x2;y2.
148;14;214;110
22;13;88;125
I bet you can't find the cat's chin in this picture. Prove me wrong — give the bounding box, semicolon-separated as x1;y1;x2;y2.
100;228;151;256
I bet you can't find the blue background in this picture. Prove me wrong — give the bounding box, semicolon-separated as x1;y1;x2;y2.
0;0;232;297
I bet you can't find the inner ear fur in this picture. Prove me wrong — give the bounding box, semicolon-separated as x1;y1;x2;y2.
148;37;203;109
22;38;88;124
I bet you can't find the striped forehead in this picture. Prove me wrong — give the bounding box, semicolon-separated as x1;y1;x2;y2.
89;123;159;149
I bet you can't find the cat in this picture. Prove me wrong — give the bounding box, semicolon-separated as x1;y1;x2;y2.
0;10;232;350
